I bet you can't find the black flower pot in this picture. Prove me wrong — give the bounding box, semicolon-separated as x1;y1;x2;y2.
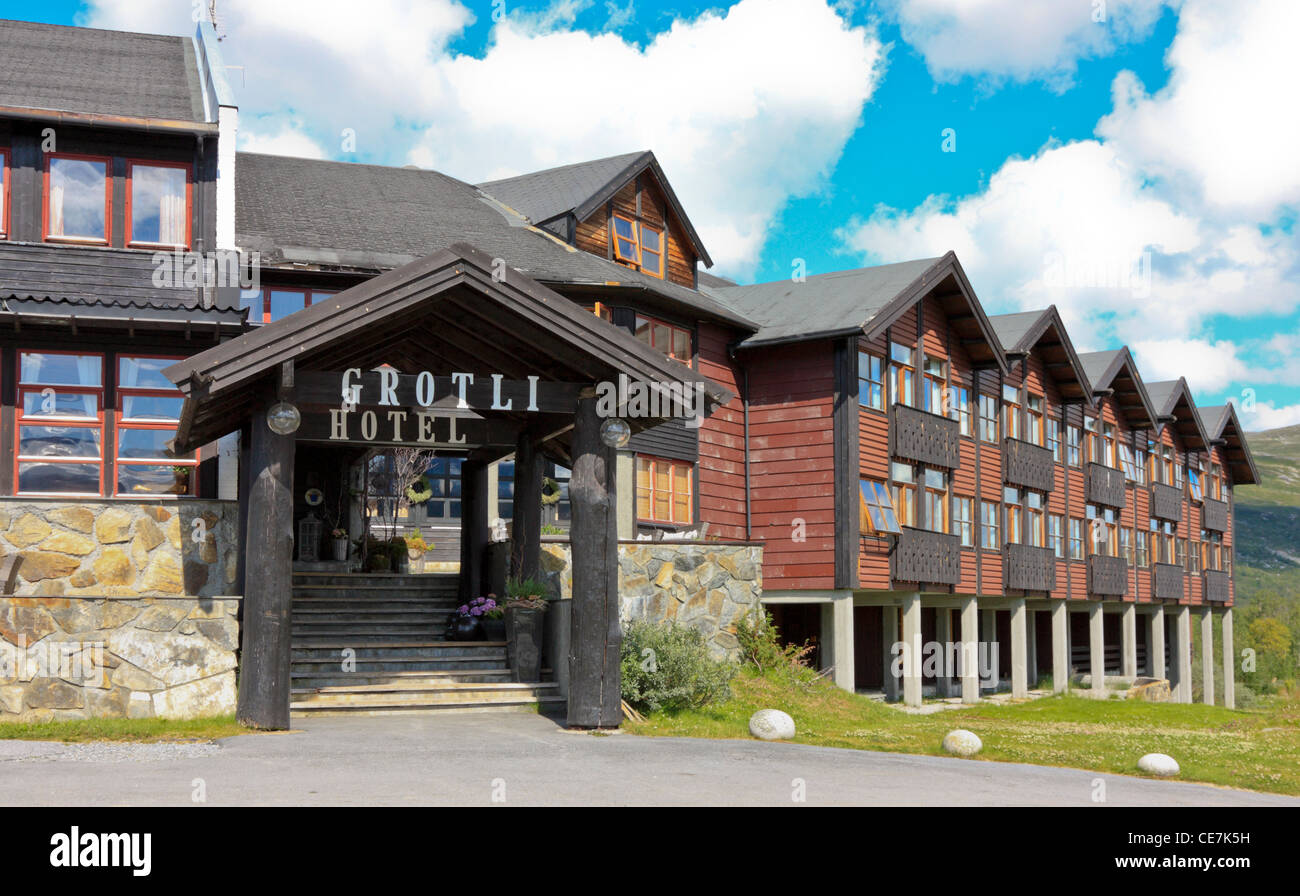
505;605;544;682
449;615;484;642
482;617;506;642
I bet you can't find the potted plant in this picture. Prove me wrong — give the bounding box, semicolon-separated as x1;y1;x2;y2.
504;576;549;682
365;537;389;572
446;596;493;641
330;527;349;562
480;593;505;641
388;535;409;574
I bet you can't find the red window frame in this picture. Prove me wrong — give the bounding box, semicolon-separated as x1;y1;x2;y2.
636;455;693;525
0;148;9;239
610;212;666;279
240;287;337;324
114;354;198;497
634;314;692;363
15;349;106;497
43;152;113;245
125;159;193;250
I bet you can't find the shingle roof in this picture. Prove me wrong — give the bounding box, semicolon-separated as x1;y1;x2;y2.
0;19;205;123
1197;403;1260;485
987;310;1046;352
1077;348;1158;429
1145;378;1210;451
703;257;942;346
988;307;1093;404
1078;349;1124;388
477;150;713;266
1145;380;1180;417
234;152;754;329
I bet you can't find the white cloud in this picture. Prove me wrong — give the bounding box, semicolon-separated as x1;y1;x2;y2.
881;0;1168;88
1237;400;1300;432
1131;337;1251;393
86;0;884;273
239;123;327;159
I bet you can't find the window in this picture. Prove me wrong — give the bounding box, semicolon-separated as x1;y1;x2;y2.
923;468;947;534
592;302;614;322
1188;533;1201;572
1026;394;1044;446
1026;491;1045;547
889;343;915;407
115;356;195;495
954;496;974;547
1161;520;1178;565
46;154;111;243
1102;422;1117;468
1188;462;1204;501
239;287;337;324
1133;444;1147;485
496;460;515;520
1083;415;1101;464
1047;417;1062;463
980;500;1000;549
1119;441;1141;482
126;161;189;248
1004;486;1022;546
1208;463;1223;501
0;149;8;239
858;352;884;411
948;384;971;436
1068;518;1084;560
636;456;692;524
1120;527;1133;565
891;462;917;528
611;213;664;278
635;315;692;363
1087;504;1118;556
16;351;104;495
1048;514;1065;558
1136;527;1149;568
978;393;999;443
422;457;463;521
1002;384;1021;441
1066;424;1082;467
923;358;947;415
1149;518;1160;563
859;479;901;535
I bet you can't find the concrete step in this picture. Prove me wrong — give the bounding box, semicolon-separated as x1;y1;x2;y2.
292;587;459;600
291;611;448;625
291;628;447;641
290;698;565;717
292;595;461;606
290;642;507;660
291;573;459;589
291;669;514;688
290;681;559;707
290;656;508;674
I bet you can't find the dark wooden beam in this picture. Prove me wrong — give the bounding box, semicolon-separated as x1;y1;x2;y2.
459;459;488;602
510;427;543;582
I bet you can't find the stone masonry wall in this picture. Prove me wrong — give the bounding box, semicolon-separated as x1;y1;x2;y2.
539;540;763;659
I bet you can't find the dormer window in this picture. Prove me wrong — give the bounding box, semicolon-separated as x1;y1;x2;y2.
612;213;664;278
127;161;190;248
46;154;111;243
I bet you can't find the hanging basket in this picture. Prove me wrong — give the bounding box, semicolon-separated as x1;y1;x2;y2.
540;476;562;506
406;474;434;504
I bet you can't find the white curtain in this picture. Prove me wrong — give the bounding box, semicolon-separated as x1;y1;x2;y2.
76;355;99;418
159;192;185;245
49;184;64;236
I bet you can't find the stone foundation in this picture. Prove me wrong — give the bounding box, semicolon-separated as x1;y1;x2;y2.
539;540;762;659
0;594;239;721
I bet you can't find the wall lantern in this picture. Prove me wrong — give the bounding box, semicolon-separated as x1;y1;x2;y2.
266;401;302;435
599;417;631;449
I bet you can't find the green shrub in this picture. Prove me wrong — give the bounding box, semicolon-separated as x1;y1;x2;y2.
620;620;734;713
734;609;817;683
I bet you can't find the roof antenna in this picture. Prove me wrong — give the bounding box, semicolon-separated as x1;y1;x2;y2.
207;0;226;40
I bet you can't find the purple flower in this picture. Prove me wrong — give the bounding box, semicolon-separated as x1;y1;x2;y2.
458;605;469;614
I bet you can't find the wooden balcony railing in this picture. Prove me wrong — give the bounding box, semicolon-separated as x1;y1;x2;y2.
1203;569;1230;603
891;527;962;586
1085;462;1126;508
1202;497;1229;533
1087;554;1128;596
889;403;960;469
1004;542;1057;592
1152;562;1185;600
1003;437;1055;493
1151;482;1183;523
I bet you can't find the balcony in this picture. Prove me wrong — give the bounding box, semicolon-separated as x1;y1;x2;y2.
1087;554;1128;597
1204;569;1230;603
1152;562;1185;600
891;527;961;586
1003;437;1055;493
1202;497;1229;532
1085;462;1126;508
1004;543;1057;592
1151;483;1183;523
889;403;960;469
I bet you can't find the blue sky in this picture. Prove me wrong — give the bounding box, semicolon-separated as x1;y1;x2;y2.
4;0;1297;429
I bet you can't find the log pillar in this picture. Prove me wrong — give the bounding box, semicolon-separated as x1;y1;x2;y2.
567;395;621;728
1009;597;1028;698
959;597;979;703
236;405;295;730
458;459;488;602
1121;602;1138;680
1150;605;1166;679
1089;602;1106;698
1051;600;1068;693
901;592;922;707
510;429;543;582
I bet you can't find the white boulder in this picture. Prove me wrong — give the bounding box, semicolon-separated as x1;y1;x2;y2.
1138;753;1180;777
942;729;983;757
748;709;796;741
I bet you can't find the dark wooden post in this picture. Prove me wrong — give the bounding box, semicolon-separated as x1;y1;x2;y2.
510;429;543;582
236;402;296;729
458;458;488;602
567;394;621;728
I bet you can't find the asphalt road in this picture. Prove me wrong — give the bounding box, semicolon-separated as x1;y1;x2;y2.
0;712;1294;807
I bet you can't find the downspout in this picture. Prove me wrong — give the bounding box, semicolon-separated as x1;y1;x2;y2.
728;337;752;540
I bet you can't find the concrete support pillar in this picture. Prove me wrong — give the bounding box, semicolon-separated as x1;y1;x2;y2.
1121;602;1137;680
960;597;979;703
882;605;900;702
902;593;923;708
934;608;954;698
1175;605;1193;704
1151;605;1166;680
1051;600;1068;693
1222;608;1235;710
1025;609;1037;689
1200;607;1215;706
1089;602;1106;698
832;593;855;693
980;608;997;691
1009;598;1028;698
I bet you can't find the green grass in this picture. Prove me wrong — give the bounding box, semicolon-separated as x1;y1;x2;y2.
0;714;249;743
625;669;1300;795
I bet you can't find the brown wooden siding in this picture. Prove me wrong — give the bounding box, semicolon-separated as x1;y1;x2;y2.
696;322;747;541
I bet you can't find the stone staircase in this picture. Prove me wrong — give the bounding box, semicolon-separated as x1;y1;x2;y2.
289;572;562;716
